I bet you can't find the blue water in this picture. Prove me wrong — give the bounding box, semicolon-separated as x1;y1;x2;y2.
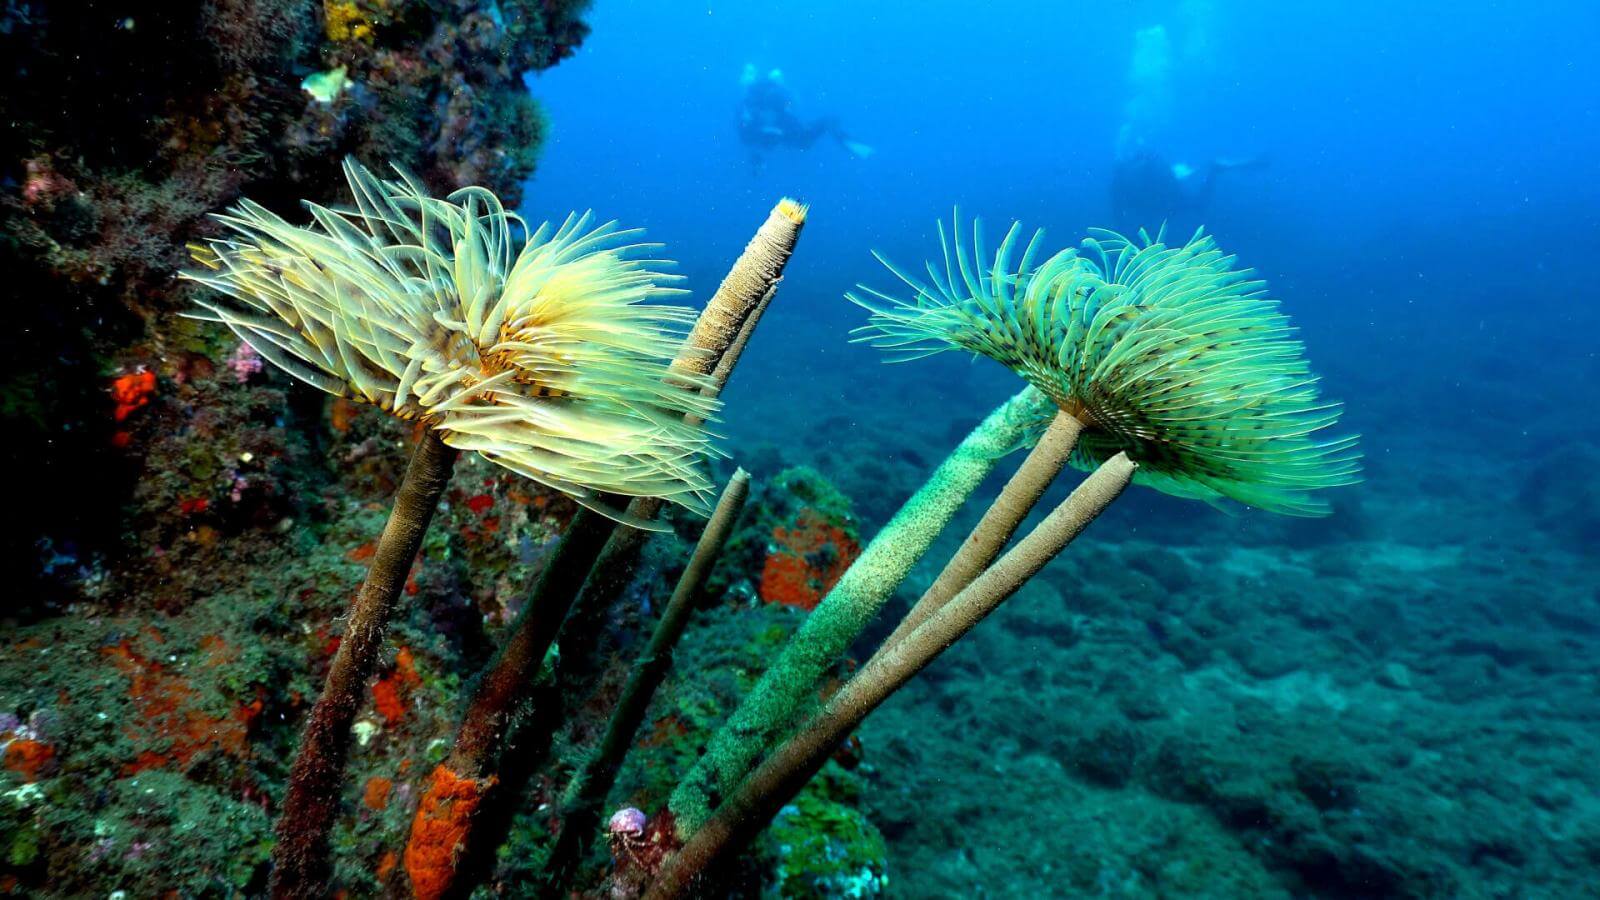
2;2;1596;895
519;4;1600;893
523;0;1600;542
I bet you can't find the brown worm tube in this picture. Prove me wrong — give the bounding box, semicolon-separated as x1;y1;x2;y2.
402;199;804;898
271;430;457;899
643;453;1135;900
871;409;1083;662
539;470;751;896
563;199;806;659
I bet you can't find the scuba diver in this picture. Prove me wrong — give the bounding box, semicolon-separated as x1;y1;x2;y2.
1110;146;1265;233
736;65;872;172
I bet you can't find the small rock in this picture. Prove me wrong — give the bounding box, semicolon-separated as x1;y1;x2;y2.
1376;661;1412;690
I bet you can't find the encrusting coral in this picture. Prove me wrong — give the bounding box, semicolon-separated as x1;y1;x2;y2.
185;158;719;525
182;159;719;898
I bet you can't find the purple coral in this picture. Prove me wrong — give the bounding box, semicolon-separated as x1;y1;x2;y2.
226;341;263;383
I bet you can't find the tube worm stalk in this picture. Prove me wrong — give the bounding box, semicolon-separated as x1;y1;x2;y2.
645;453;1135;900
272;430;458;900
445;506;619;777
668;387;1055;835
563;200;806;674
402;503;617;900
403;200;804;898
870;409;1083;663
540;471;751;896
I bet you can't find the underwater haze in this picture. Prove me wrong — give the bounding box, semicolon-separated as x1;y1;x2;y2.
528;0;1600;537
526;0;1600;895
4;0;1600;896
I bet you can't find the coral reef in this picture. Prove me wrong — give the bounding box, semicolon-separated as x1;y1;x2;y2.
0;0;594;894
0;441;585;894
6;5;1591;897
1;0;591;617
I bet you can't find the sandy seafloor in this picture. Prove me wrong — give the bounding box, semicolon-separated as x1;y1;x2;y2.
705;286;1600;897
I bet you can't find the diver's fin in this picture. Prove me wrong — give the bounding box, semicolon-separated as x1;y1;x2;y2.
843;140;875;159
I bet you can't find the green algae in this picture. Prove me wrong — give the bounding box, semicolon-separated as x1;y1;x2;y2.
301;66;351;103
764;767;888;899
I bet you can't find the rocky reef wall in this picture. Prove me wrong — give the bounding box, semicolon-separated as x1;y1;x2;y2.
1;0;589;618
0;1;594;893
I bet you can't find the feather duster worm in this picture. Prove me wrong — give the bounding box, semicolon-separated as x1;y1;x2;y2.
181;162;722;897
184;158;719;526
653;222;1362;895
403;198;807;900
850;218;1360;516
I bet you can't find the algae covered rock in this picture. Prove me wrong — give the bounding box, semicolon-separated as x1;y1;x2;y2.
1058;717;1144;788
709;466;862;612
763;770;889;899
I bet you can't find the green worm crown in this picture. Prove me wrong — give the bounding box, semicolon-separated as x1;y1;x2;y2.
850;217;1361;516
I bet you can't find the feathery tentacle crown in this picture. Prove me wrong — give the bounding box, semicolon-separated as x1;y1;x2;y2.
183;159;719;525
849;217;1360;516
